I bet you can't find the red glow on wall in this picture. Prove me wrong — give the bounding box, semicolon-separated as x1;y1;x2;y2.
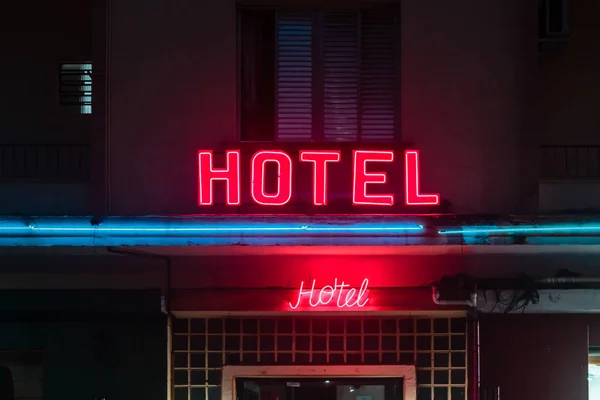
289;278;370;309
299;150;341;206
198;150;241;205
352;150;394;206
404;150;440;206
251;150;293;206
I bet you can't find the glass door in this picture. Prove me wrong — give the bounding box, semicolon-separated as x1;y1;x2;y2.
236;377;403;400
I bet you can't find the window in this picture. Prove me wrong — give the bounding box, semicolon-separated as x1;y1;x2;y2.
239;7;400;142
538;0;568;40
60;63;92;114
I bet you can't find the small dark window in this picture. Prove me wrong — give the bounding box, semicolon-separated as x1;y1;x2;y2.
239;6;399;142
60;63;92;114
538;0;568;39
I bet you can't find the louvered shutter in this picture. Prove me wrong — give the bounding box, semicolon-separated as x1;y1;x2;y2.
323;13;360;141
274;9;396;142
276;13;314;141
359;11;396;141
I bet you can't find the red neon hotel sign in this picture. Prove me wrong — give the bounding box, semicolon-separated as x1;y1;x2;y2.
197;149;439;206
289;278;370;309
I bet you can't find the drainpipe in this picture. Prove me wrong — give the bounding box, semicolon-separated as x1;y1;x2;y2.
431;286;477;307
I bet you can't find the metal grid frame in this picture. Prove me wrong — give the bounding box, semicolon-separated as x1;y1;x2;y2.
172;316;467;400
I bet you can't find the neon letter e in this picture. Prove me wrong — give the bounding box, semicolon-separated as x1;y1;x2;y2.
352;150;394;206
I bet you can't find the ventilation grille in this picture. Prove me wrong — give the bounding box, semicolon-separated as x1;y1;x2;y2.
172;316;468;400
59;63;92;114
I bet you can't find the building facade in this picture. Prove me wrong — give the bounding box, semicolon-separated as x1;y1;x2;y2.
1;0;599;400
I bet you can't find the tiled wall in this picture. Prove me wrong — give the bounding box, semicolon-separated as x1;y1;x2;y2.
172;316;468;400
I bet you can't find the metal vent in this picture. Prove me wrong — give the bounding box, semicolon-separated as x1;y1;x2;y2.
59;63;92;114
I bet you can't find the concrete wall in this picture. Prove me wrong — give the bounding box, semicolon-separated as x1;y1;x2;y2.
0;290;166;400
479;314;597;400
6;0;599;215
538;0;600;146
0;319;166;400
5;248;600;292
106;0;538;215
0;0;93;145
537;0;600;212
0;0;105;215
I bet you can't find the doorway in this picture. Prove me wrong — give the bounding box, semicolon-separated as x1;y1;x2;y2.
237;378;403;400
222;366;416;400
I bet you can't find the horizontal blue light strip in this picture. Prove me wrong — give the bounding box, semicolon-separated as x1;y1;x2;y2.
0;217;423;238
0;216;426;246
0;225;423;234
439;225;600;235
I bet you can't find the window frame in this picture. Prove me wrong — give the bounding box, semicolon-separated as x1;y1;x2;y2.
236;3;402;145
223;365;416;400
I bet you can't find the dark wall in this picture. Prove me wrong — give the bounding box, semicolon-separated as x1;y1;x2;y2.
107;0;538;215
0;0;96;144
0;290;167;400
479;314;593;400
0;0;106;215
538;0;600;146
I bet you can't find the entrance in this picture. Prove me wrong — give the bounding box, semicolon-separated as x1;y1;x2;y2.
222;366;416;400
237;378;403;400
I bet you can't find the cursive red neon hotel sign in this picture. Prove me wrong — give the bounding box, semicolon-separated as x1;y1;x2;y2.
289;278;370;309
198;149;439;206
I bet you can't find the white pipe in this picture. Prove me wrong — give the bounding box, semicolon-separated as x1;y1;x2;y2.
538;277;600;284
431;286;476;307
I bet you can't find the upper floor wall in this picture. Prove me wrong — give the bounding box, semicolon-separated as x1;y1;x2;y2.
0;0;105;215
15;0;600;216
537;0;600;213
106;0;539;215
